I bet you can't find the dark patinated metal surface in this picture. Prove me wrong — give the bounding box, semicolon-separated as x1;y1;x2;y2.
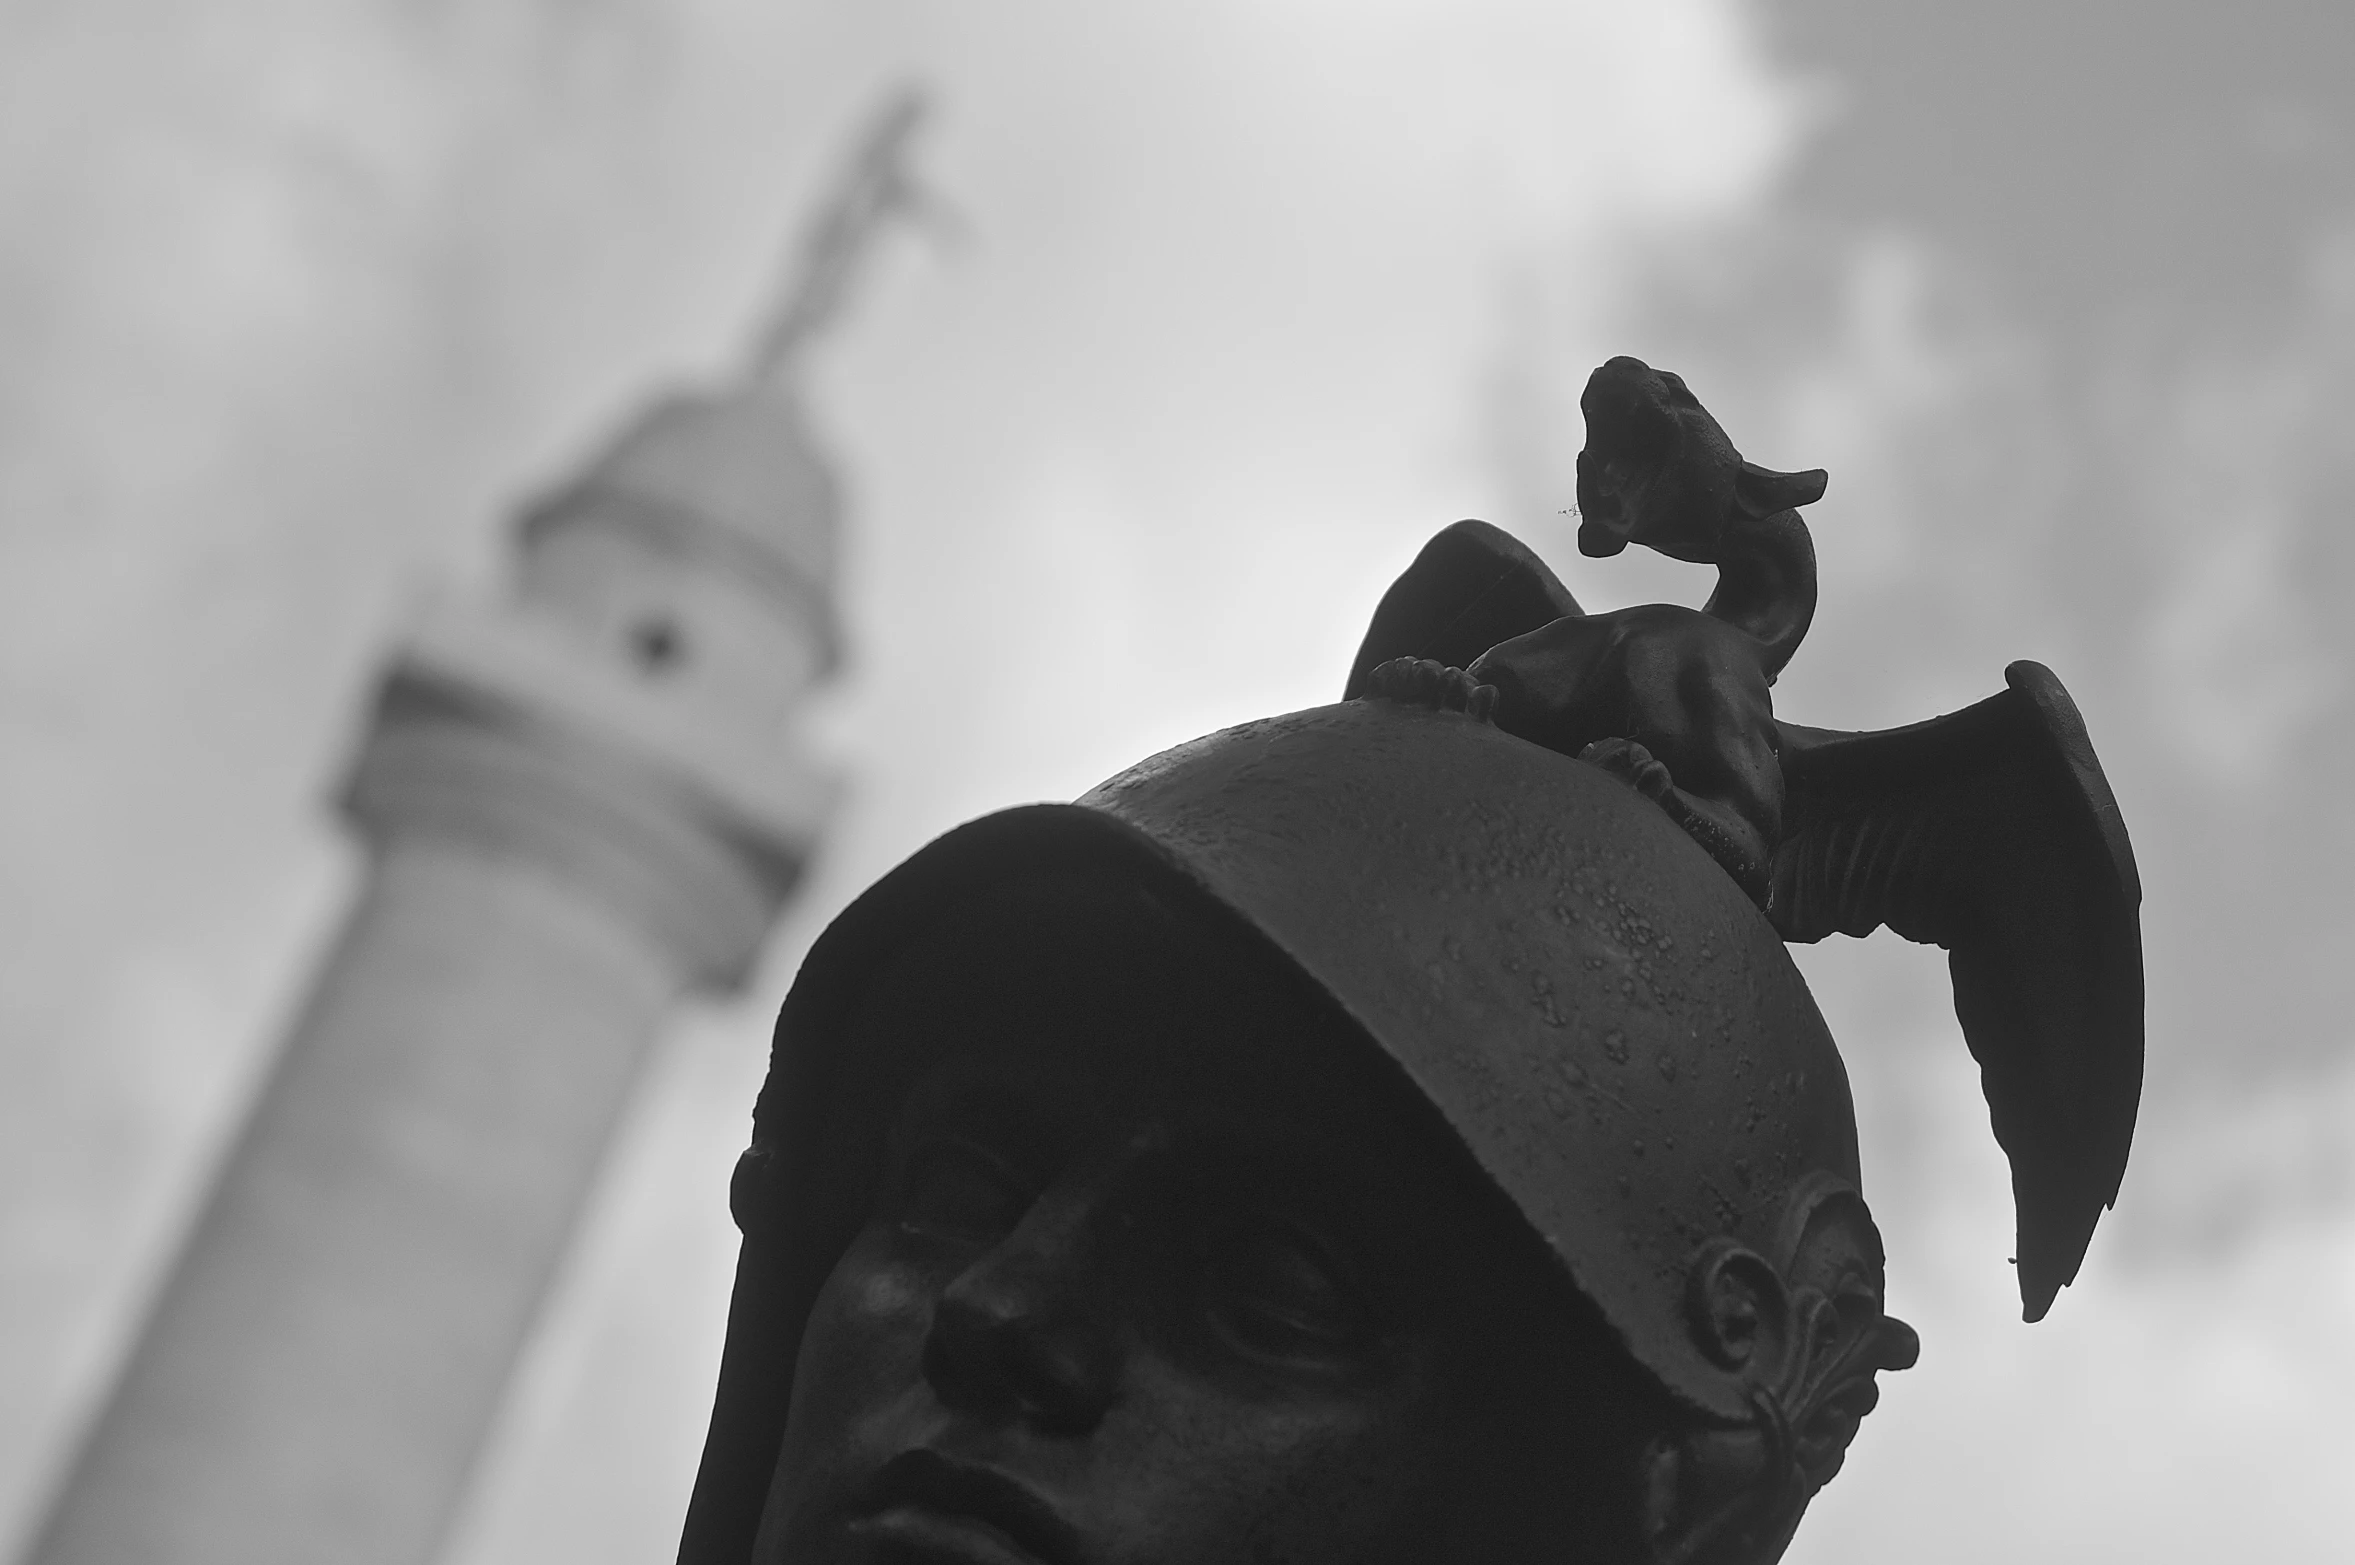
1072;697;1860;1418
679;355;2142;1565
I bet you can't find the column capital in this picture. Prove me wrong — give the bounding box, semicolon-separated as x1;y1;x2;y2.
345;654;829;992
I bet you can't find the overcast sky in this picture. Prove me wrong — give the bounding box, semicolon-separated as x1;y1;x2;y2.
3;4;2351;1562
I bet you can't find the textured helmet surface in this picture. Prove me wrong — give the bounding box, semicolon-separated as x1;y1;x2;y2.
680;693;1868;1562
1068;696;1861;1414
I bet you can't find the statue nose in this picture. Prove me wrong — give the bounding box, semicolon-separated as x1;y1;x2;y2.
920;1199;1120;1435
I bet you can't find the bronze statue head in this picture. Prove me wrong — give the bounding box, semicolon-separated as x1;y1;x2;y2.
677;362;2143;1565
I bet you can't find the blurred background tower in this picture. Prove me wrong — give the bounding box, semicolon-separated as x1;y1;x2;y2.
23;91;935;1565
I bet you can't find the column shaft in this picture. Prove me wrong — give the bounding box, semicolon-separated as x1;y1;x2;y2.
29;842;680;1565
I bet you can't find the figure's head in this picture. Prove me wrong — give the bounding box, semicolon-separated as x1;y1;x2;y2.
682;692;1917;1565
752;869;1666;1565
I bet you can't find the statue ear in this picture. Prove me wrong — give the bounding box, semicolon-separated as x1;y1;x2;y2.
1635;1244;1800;1565
1640;1182;1919;1564
1632;1244;1802;1564
1637;1419;1792;1565
1733;462;1827;517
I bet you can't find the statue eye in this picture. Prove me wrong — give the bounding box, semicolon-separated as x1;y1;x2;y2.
1201;1222;1368;1360
889;1140;1034;1242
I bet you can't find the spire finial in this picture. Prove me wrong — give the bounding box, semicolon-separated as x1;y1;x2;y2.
746;83;955;383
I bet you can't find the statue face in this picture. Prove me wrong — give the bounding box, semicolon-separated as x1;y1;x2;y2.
748;880;1649;1565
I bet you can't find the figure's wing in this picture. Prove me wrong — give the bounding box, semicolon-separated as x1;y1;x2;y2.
1771;662;2144;1321
1344;520;1582;699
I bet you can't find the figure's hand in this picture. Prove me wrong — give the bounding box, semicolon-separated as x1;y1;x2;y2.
1579;737;1675;801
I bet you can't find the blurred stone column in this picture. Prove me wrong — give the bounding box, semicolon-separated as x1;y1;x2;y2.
21;360;842;1565
19;90;932;1565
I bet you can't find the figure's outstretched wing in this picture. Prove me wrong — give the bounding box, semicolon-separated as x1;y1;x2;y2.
1344;520;1581;699
1771;662;2144;1321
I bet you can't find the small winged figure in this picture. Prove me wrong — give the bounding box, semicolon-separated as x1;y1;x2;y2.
1352;358;1827;901
1345;356;2143;1322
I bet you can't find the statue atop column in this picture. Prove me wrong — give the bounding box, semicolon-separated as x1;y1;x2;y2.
677;359;2143;1564
23;89;941;1565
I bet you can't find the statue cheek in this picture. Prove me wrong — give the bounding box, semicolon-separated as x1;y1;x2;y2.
837;1247;940;1328
1086;1361;1459;1564
759;1238;952;1565
789;1229;947;1409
